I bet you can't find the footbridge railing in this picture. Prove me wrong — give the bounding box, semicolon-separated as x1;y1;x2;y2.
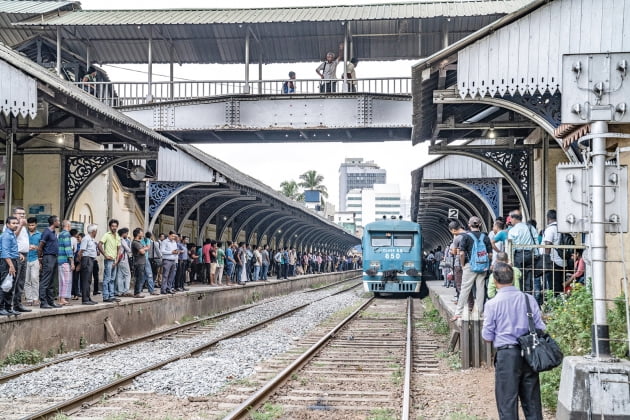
73;77;412;107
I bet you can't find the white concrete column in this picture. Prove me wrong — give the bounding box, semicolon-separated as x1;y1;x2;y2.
590;120;610;357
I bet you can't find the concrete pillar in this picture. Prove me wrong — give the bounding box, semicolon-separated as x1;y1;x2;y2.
85;44;90;73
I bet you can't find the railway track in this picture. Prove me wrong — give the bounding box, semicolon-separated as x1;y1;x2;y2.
0;276;358;386
225;297;415;419
0;277;361;420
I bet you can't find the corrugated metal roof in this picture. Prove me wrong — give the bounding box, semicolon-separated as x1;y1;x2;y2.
176;143;360;244
8;1;530;64
0;0;77;14
16;1;532;25
0;1;78;46
0;42;174;147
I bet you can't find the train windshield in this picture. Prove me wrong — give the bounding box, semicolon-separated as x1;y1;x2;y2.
393;233;414;248
370;233;392;247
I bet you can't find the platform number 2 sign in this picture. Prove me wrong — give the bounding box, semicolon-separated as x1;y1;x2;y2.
448;209;459;219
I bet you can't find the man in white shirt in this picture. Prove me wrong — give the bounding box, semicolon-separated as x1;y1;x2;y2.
160;231;180;294
541;209;566;295
507;211;538;292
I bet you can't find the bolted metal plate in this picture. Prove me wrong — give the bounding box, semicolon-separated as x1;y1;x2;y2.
561;53;630;124
556;163;628;233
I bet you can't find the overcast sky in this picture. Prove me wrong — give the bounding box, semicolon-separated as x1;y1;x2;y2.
79;0;433;209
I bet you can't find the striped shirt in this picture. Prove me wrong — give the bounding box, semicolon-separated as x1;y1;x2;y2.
57;230;74;265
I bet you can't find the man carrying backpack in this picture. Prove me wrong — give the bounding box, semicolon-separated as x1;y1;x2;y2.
541;209;568;296
452;216;492;321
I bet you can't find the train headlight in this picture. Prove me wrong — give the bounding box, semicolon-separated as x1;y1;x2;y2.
370;261;380;269
403;261;415;268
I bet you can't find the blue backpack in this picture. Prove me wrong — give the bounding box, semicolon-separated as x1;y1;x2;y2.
467;232;489;273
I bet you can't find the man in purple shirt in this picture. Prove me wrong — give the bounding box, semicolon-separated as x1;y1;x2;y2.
482;262;545;420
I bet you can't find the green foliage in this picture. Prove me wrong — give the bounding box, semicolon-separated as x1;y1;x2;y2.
608;294;630;358
419;300;450;336
1;349;44;367
540;285;629;410
250;403;283;420
52;414;70;420
367;408;396;420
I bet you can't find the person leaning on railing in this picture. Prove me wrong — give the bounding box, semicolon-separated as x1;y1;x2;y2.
507;210;538;292
82;67;97;96
563;249;585;293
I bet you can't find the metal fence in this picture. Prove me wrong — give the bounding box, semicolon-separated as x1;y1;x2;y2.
73;77;412;107
505;241;587;305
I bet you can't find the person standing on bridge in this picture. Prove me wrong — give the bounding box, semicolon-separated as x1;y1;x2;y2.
345;57;359;92
483;262;544;420
316;45;343;93
282;71;296;94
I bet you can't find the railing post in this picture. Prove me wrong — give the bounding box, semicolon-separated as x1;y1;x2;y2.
244;30;250;94
147;25;153;103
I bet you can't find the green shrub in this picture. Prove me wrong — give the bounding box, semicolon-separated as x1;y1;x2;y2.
540;284;629;410
1;349;44;367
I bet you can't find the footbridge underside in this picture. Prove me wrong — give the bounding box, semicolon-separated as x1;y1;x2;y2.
119;93;412;143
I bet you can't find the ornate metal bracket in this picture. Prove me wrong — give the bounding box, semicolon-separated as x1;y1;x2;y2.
64;155;119;216
502;92;561;128
464;178;501;218
148;182;187;218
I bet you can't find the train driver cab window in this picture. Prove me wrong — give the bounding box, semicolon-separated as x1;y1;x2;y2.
370;232;392;247
393;233;414;248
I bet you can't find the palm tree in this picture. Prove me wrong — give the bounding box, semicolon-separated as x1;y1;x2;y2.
298;170;328;205
279;180;303;201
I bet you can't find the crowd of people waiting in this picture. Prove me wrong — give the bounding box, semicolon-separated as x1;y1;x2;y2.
0;208;358;315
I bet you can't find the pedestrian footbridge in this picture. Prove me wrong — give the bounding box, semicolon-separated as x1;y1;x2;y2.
77;78;412;143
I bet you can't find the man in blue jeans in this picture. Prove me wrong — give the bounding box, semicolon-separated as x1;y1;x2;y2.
98;219;121;303
160;231;180;294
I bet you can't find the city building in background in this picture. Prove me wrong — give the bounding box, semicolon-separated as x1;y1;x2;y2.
344;184;401;228
338;158;386;211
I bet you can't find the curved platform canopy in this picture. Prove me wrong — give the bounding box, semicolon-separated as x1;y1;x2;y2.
146;144;361;253
10;1;532;64
411;151;513;250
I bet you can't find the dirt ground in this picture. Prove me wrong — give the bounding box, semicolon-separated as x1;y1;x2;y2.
413;349;556;420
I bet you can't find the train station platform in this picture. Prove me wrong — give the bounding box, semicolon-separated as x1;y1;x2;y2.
0;270;359;360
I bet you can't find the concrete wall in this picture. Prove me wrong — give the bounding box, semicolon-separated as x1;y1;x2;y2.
0;271;359;359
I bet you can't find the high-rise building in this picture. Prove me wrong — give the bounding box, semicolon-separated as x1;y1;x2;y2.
338;158;386;211
344;184;402;227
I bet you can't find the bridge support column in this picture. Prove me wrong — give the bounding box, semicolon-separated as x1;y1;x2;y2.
147;26;153;102
244;30;250;94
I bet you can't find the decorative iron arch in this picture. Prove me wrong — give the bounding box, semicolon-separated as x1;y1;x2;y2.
176;190;238;233
147;182;212;233
198;196;257;239
245;209;278;245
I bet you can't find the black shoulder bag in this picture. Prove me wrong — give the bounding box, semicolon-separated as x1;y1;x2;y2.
517;294;564;372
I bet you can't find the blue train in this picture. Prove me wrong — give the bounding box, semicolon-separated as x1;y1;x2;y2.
362;217;426;297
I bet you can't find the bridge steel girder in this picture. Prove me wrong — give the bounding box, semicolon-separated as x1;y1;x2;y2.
120;95;411;134
176;190;239;233
245;209;277;245
199;196;258;240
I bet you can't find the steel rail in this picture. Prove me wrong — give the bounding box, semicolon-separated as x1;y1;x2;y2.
1;277;360;385
20;281;362;420
402;296;413;420
223;296;375;419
